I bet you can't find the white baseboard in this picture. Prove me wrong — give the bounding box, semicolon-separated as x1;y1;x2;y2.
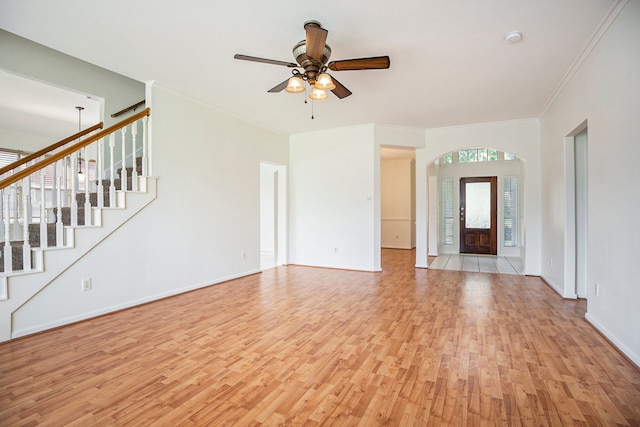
540;276;564;298
11;269;262;339
585;312;640;368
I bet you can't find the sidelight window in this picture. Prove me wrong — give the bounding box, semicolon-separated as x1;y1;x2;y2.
504;176;518;247
441;178;454;245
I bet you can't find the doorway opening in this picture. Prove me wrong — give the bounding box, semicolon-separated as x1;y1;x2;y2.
380;147;416;250
260;162;287;270
565;125;588;298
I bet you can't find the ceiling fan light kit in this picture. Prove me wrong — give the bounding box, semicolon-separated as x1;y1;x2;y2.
234;20;390;117
309;86;329;101
315;73;336;91
285;76;305;93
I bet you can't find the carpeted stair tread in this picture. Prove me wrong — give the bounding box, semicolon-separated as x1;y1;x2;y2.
101;177;134;191
0;241;34;272
28;223;57;247
75;192;111;207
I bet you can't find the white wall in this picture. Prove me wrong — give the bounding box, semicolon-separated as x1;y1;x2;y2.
381;158;415;249
289;125;378;271
415;120;541;273
289;124;425;271
11;85;289;336
539;0;640;365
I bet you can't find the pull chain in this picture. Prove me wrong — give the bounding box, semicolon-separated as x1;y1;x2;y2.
302;84;315;119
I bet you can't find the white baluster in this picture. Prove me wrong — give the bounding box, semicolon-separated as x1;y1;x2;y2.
97;138;104;209
3;191;12;273
70;154;78;227
0;188;4;244
40;166;47;248
62;157;69;208
120;127;128;191
84;162;91;226
50;159;57;223
11;184;20;242
56;171;64;247
24;166;32;225
131;121;138;191
22;177;31;271
142;115;149;177
109;133;116;207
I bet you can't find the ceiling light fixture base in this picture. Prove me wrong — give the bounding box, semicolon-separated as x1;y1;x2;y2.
504;31;523;43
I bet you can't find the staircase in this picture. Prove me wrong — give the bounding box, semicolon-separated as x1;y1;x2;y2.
0;158;143;272
0;108;156;342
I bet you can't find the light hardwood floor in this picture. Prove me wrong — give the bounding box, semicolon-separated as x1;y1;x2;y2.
1;249;639;425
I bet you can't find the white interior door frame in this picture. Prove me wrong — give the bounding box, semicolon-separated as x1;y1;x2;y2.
564;120;588;299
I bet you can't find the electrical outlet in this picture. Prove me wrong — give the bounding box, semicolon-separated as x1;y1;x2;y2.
595;282;600;297
334;247;339;253
82;278;92;292
550;257;553;267
241;251;247;260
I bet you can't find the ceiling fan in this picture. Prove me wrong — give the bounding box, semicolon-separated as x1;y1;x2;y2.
234;20;390;100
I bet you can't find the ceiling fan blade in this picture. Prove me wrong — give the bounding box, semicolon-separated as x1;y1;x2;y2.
327;56;390;71
267;79;290;93
305;24;328;60
329;75;352;99
234;54;298;68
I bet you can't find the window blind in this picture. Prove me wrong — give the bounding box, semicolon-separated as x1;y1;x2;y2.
441;178;454;245
504;176;518;247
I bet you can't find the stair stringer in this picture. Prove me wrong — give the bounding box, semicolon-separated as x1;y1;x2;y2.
0;176;157;343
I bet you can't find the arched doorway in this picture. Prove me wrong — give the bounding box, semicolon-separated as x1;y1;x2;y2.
422;147;526;274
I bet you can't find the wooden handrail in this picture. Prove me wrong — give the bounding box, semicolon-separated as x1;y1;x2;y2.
111;100;146;118
0;107;150;191
0;122;104;176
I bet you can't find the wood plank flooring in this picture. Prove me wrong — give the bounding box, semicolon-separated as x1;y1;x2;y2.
1;249;639;426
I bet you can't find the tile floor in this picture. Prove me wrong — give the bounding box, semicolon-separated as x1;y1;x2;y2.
428;254;523;275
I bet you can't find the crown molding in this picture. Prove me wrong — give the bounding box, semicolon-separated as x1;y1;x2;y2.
538;0;629;118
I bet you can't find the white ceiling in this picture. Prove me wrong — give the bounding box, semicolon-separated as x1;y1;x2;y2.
0;0;618;136
0;70;101;138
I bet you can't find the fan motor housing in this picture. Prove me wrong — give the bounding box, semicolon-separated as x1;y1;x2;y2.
292;40;331;82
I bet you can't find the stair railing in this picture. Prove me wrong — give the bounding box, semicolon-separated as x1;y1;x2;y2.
0;107;151;274
0;122;104;177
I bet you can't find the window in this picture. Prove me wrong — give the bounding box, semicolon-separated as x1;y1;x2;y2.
468;149;478;162
504;176;518;247
0;149;21;171
441;178;454;245
442;152;453;165
0;149;98;221
504;152;516;161
1;149;63;220
458;150;467;163
458;148;498;163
